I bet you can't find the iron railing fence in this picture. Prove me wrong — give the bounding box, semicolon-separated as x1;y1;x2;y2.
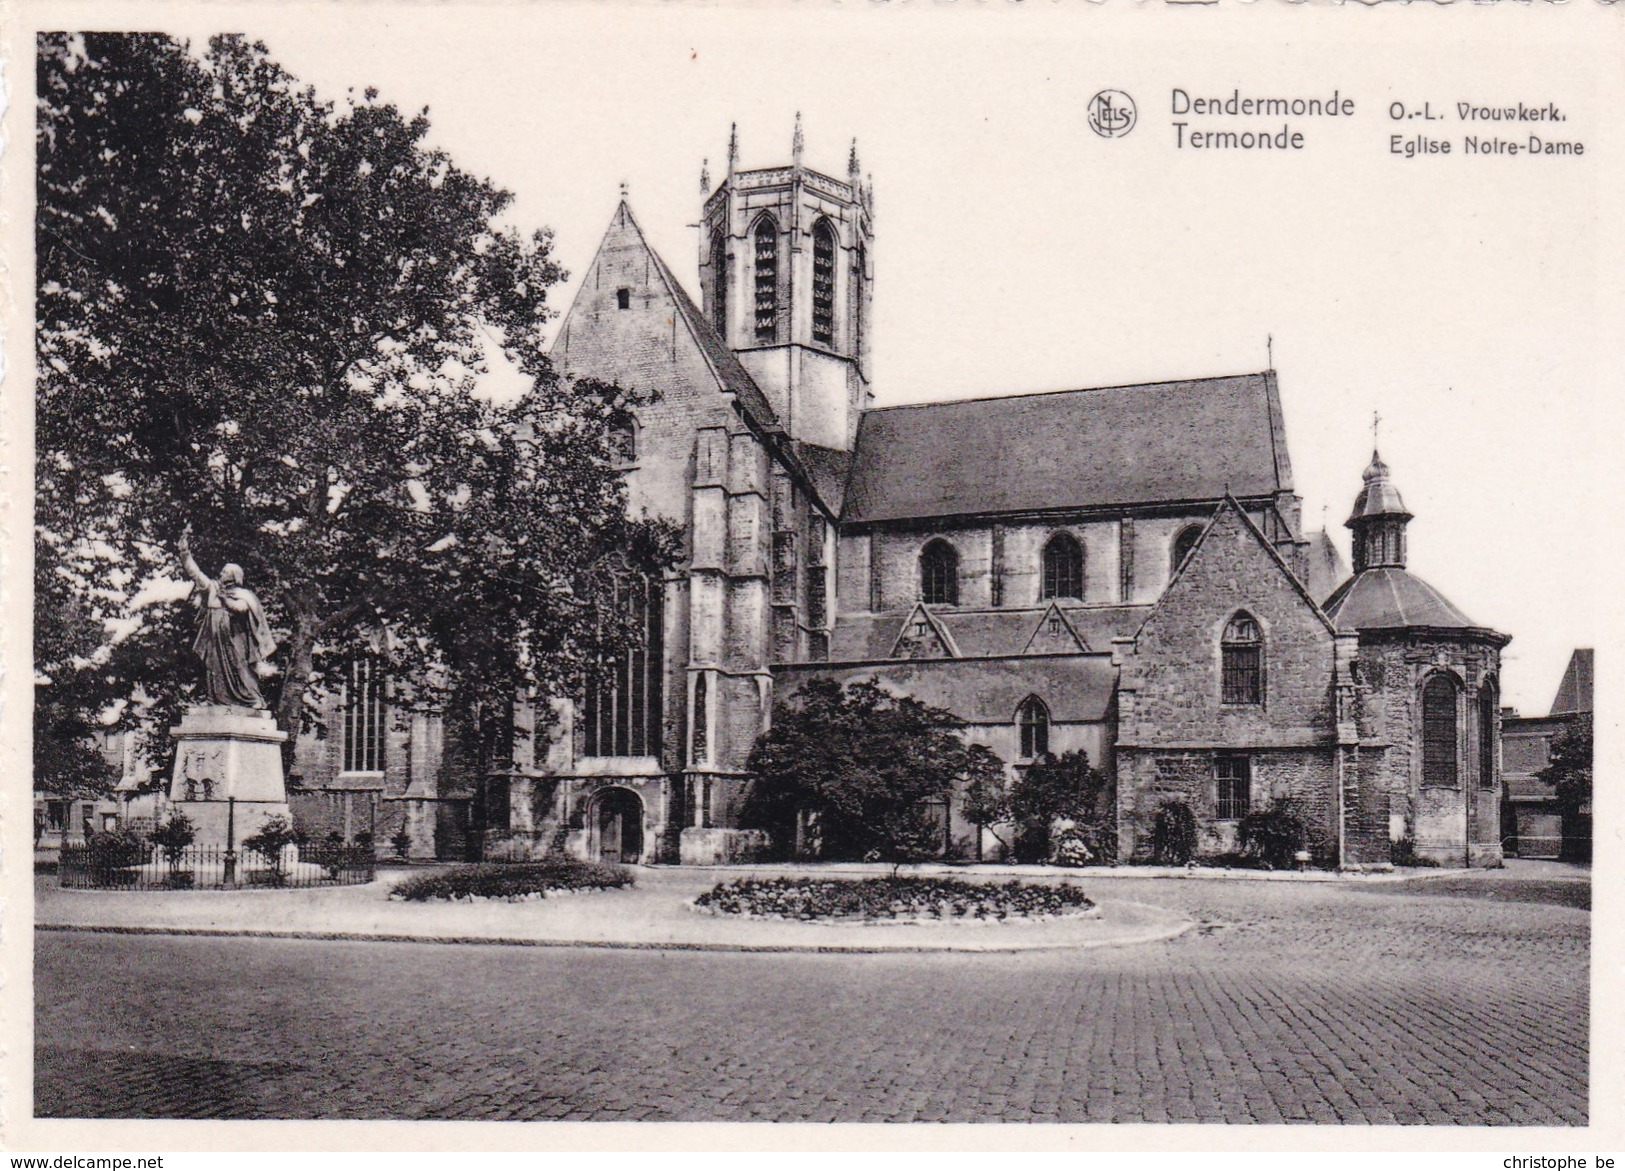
59;842;375;890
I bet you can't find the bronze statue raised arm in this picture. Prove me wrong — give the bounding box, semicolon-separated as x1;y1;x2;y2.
178;523;277;709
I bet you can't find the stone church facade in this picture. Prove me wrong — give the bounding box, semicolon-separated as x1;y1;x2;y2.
291;129;1510;869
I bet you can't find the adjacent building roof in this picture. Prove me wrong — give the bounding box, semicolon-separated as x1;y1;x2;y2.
1303;529;1350;606
775;655;1119;724
1549;648;1593;716
841;372;1292;526
828;603;1149;662
1321;566;1477;632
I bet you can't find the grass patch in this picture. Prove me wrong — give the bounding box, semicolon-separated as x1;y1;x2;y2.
694;876;1093;922
389;858;634;902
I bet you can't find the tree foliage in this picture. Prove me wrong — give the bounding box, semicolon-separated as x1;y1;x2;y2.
36;33;675;777
743;678;1005;863
1008;749;1112;864
1537;712;1593;816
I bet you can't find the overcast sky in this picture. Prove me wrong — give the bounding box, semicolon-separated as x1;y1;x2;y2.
78;4;1616;713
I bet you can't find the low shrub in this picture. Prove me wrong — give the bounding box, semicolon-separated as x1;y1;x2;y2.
1390;835;1440;868
1150;802;1197;865
1238;806;1308;870
694;876;1093;922
390;857;634;902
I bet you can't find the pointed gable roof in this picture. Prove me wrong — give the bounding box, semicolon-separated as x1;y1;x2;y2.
552;201;781;435
1021;603;1090;655
843;372;1293;526
890;603;960;660
1141;495;1338;640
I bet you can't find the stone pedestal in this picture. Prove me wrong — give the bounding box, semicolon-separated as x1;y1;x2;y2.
168;704;291;848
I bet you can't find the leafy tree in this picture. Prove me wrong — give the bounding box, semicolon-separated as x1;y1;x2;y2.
36;33;674;776
1008;749;1112;864
959;743;1011;861
743;678;1005;863
1537;713;1593;863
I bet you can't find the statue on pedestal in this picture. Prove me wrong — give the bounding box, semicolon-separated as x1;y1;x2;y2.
178;524;277;708
168;525;291;852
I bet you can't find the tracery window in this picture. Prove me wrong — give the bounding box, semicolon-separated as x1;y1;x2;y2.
1172;525;1203;576
341;657;385;774
920;539;960;606
1042;533;1084;600
1220;613;1263;705
607;413;636;465
812;219;837;347
583;575;664;759
1421;674;1459;788
1017;695;1050;760
690;671;708;766
753;216;779;342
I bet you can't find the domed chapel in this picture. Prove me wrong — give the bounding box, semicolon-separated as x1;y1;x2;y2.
293;124;1509;869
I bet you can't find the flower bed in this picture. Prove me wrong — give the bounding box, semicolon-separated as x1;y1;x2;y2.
693;876;1093;923
389;859;633;902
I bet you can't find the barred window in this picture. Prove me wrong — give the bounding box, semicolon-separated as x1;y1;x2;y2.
1172;525;1203;576
583;576;664;759
341;657;385;774
710;230;728;335
616;287;631;310
1018;695;1050;760
1422;674;1459;787
1215;756;1251;820
920;539;959;606
1221;613;1263;705
753;216;779;342
812;219;836;347
1042;533;1084;600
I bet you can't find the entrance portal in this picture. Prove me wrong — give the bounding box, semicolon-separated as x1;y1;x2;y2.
594;788;644;865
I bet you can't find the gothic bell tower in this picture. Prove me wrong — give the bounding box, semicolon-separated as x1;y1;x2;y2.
699;116;874;452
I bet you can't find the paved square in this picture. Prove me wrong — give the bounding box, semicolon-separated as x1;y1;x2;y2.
35;870;1588;1124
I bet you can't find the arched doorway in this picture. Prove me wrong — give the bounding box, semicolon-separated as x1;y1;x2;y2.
592;787;645;865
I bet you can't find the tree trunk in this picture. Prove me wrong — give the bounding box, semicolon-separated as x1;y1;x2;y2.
275;608;317;775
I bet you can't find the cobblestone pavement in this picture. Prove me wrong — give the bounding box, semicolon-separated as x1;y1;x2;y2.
36;872;1588;1124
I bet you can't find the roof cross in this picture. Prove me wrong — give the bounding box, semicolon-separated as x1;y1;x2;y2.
1371;409;1382;450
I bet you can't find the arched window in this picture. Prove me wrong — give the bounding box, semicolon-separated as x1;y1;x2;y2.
1042;533;1084;600
852;241;866;357
812;219;837;347
583;574;664;759
920;539;959;606
710;230;728;336
1221;613;1263;705
1018;695;1050;760
752;216;779;343
341;656;386;774
1172;525;1203;576
607;412;636;465
1478;681;1498;790
1421;674;1459;787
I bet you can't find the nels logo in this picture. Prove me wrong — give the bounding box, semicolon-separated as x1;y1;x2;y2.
1088;90;1137;139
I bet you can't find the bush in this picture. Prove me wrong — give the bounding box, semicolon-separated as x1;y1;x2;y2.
81;827;151;883
1238;805;1308;869
1150;802;1197;865
1009;751;1115;865
242;814;300;885
694;876;1093;921
390;858;634;902
148;811;197;872
1390;835;1440;868
391;824;413;859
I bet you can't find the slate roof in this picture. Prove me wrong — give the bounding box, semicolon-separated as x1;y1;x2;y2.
776;656;1119;724
1304;529;1350;606
841;372;1292;525
1549;649;1593;716
1321;567;1477;632
797;441;855;517
827;603;1149;661
638;211;782;434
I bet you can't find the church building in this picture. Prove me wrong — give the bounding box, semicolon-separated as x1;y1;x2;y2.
293;124;1511;869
